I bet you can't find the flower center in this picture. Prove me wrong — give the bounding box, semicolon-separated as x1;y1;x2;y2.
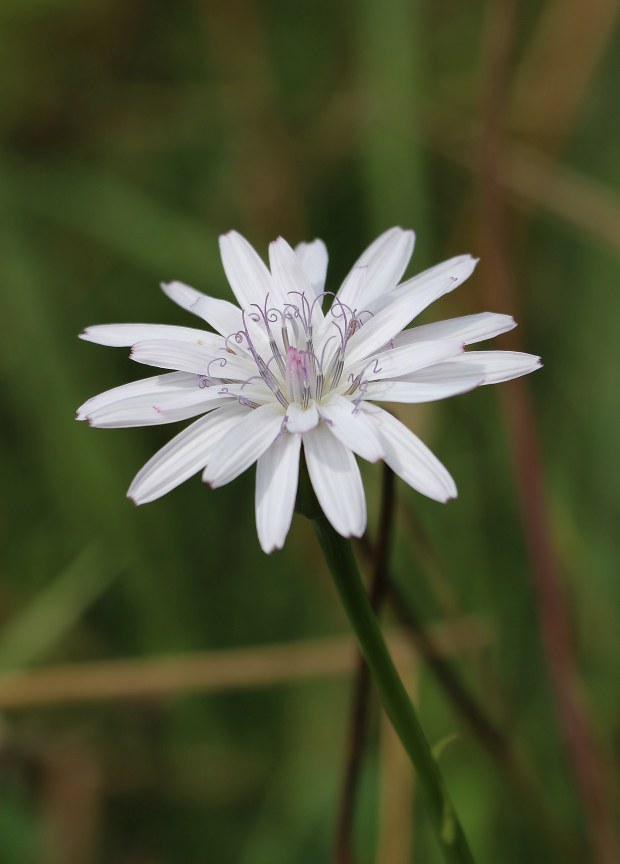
285;346;312;407
212;291;375;412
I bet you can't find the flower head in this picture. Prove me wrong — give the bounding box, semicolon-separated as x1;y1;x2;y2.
77;228;540;552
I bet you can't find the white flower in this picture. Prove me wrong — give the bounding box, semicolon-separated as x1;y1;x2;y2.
77;228;540;552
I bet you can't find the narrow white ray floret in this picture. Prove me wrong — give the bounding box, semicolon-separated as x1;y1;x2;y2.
77;227;541;552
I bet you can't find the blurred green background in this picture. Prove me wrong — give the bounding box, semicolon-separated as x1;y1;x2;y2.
1;1;619;862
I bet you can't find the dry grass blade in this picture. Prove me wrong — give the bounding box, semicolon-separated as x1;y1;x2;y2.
0;624;488;711
509;0;620;148
477;3;620;863
436;135;620;256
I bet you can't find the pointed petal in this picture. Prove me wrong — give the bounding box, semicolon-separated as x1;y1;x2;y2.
219;230;274;309
172;291;274;360
269;236;315;308
78;373;231;428
214;380;276;406
363;366;484;403
161;280;208;314
286;400;320;433
77;372;199;419
447;351;542;384
130;339;232;375
343;274;459;367
197;351;263;382
303;424;366;537
129;339;258;383
86;397;228;428
161;281;245;339
315;267;366;358
330;265;367;318
79;323;222;349
394;312;516;348
397;361;487;384
352;227;409;268
203;403;285;488
128;402;248;504
318;394;384;462
390;255;478;301
270;237;325;340
295;239;328;297
255;433;302;553
365;406;456;502
350;226;415;290
187;295;245;339
352;339;464;381
337;228;415;312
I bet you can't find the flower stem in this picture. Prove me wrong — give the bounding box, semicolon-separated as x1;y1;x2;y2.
312;511;475;864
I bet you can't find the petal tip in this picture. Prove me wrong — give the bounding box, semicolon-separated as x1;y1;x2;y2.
218;230;238;248
259;538;281;555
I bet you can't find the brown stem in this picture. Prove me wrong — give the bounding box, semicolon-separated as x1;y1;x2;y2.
477;3;619;863
333;465;395;864
354;516;581;863
386;581;580;863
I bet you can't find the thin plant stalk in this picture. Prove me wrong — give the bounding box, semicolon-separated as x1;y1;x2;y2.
334;465;395;864
301;489;475;864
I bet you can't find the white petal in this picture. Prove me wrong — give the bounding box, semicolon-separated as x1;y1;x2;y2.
269;236;316;310
350;226;414;284
215;380;276;406
128;402;248;504
86;399;228;428
161;280;209;314
255;433;302;553
314;267;366;358
390;255;478;301
203;403;285;488
79;323;223;349
447;351;542;384
363;367;484;403
162;281;245;339
318;394;384;462
84;389;229;428
197;351;262;382
187;295;245;338
295;239;328;297
219;231;274;309
77;372;199;419
393;312;516;348
352;339;464;381
303;424;366;537
186;296;274;361
397;362;487;384
130;339;226;374
352;227;408;267
286;400;320;433
330;265;367;319
365;406;456;502
339;227;415;310
344;274;459;367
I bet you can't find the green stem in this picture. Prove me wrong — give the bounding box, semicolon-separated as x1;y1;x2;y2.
312;512;475;864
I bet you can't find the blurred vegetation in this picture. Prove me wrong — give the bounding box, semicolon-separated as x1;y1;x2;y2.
0;1;619;862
